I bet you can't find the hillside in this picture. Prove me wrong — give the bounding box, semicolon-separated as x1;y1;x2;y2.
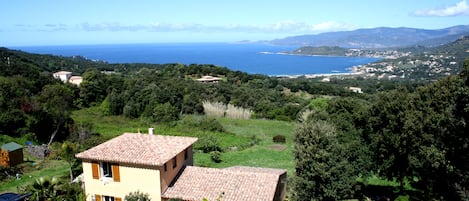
0;47;169;75
270;25;469;48
352;35;469;80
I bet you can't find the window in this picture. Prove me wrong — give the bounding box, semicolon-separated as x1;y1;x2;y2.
95;162;120;182
95;195;121;201
101;162;113;178
164;163;167;172
184;149;188;160
172;157;177;169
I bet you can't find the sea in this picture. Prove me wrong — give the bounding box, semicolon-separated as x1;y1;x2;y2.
12;43;380;76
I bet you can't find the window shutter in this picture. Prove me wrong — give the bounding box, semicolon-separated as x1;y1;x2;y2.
92;162;99;179
95;194;101;201
112;164;120;182
115;197;122;201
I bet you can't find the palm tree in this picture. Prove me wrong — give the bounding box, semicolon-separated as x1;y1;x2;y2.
27;176;59;201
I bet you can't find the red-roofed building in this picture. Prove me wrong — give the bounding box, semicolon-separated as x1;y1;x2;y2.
76;132;286;201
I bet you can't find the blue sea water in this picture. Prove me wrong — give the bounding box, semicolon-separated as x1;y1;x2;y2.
12;43;379;76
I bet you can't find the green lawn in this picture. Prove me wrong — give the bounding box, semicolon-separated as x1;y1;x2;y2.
0;159;69;193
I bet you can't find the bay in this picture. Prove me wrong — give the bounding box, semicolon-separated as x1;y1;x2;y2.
12;43;379;76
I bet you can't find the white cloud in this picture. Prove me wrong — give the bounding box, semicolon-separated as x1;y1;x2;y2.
413;0;469;16
69;20;354;34
310;21;355;32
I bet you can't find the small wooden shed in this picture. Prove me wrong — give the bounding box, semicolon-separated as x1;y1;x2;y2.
0;142;24;167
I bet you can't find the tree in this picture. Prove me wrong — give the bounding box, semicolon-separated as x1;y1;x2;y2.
152;102;180;123
26;176;60;201
38;84;74;145
293;120;358;201
57;141;79;181
365;88;414;192
0;76;30;135
364;72;469;200
79;68;107;106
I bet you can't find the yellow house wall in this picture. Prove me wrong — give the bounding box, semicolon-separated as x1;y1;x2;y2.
82;161;162;201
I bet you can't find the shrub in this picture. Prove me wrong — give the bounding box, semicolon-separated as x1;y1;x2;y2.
249;135;261;146
196;135;222;153
210;151;222;163
273;135;286;143
0;166;22;182
125;190;151;201
198;118;225;132
152;102;179;123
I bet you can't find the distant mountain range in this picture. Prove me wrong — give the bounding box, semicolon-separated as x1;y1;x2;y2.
269;25;469;48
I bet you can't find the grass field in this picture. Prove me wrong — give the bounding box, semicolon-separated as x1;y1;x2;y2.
0;155;69;193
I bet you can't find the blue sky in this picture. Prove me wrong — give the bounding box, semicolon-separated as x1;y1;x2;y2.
1;0;468;46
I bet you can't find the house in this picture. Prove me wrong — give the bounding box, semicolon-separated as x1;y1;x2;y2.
348;87;363;93
52;71;83;86
69;76;83;86
53;71;72;82
196;75;222;83
75;133;197;201
0;142;24;167
76;131;287;201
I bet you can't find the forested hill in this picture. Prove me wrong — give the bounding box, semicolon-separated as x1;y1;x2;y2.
0;45;426;141
0;47;170;75
270;25;469;48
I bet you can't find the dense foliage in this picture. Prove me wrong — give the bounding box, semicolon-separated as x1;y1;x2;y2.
294;59;469;200
2;47;415;144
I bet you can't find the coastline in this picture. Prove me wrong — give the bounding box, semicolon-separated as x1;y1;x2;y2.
272;71;365;78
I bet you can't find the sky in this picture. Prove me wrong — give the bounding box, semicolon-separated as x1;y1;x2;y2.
1;0;469;46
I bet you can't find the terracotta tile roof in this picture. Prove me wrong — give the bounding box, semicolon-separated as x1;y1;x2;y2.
75;133;197;166
162;166;286;201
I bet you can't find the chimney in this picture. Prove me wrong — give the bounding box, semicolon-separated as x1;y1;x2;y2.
148;128;154;135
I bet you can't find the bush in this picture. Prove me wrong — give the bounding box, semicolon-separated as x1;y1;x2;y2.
0;166;22;182
210;151;222;163
196;135;222;153
179;116;225;132
198;118;225;132
152;102;180;123
125;190;151;201
249;135;261;146
273;135;286;143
